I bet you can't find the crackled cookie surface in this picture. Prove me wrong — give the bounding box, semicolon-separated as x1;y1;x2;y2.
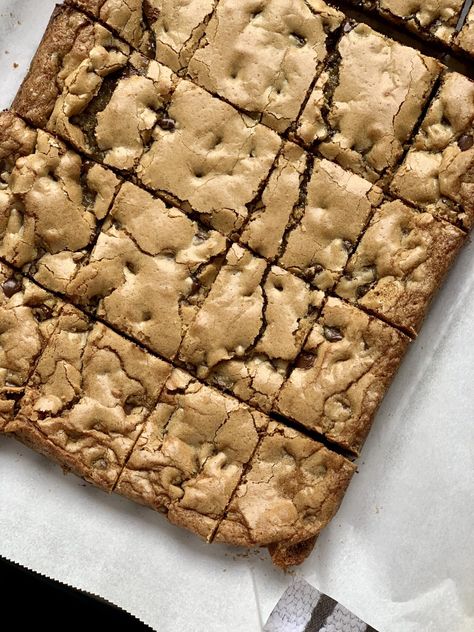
214;422;356;546
188;0;343;132
391;72;474;230
335;200;465;334
276;297;409;453
69;181;227;359
0;263;62;428
0;112;121;293
179;244;323;411
71;0;219;71
456;6;474;55
117;369;267;539
296;23;441;183
8;305;171;489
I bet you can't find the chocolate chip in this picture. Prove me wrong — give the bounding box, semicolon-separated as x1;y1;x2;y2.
295;353;315;369
32;305;53;322
2;277;22;298
304;265;323;281
143;0;160;23
290;32;306;47
158;117;176;131
323;326;343;342
356;283;371;299
343;22;353;33
458;134;473;152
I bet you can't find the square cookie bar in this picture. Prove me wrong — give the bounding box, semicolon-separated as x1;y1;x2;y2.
69;181;227;359
12;6;281;235
0;112;121;294
69;0;219;71
391;72;474;230
179;244;323;412
7;305;172;489
346;1;465;46
240;146;383;289
214;421;356;547
116;369;268;540
187;0;343;133
295;23;441;183
275;297;409;454
335;200;465;335
0;263;62;428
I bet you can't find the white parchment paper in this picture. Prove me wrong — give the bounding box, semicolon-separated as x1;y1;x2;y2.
0;2;473;630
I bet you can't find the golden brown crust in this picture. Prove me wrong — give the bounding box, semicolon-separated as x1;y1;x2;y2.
12;6;94;127
276;297;410;454
335;200;466;334
268;536;317;569
214;422;355;547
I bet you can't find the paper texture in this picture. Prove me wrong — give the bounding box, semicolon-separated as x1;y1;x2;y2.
0;2;473;631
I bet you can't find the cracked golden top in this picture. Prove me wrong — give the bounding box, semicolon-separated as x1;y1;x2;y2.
1;0;473;567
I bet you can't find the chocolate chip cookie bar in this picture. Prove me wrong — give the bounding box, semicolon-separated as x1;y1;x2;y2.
391;72;474;230
187;0;343;132
7;304;172;489
0;112;121;293
68;0;219;72
179;244;324;412
214;421;356;547
0;263;62;428
69;181;228;359
335;200;465;334
276;297;410;453
295;22;441;183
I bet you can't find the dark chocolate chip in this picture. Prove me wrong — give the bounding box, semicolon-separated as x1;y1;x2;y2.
158;117;176;131
143;0;160;23
458;134;473;152
304;264;323;281
295;352;315;369
323;326;343;342
356;283;372;299
32;305;53;322
2;277;22;298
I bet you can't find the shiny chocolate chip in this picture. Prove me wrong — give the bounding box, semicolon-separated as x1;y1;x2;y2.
458;134;473;152
323;326;343;342
2;277;22;298
295;353;315;369
158;117;176;131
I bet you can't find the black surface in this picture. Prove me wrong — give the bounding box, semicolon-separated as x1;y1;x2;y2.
0;556;152;629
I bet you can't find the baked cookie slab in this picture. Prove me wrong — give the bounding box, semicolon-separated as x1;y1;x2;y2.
275;297;410;454
12;5;281;236
68;0;220;72
179;244;324;412
335;200;466;334
68;181;227;359
295;22;442;183
6;305;172;490
0;112;121;294
116;369;268;539
187;0;344;133
390;72;474;230
0;263;63;429
240;146;383;291
214;421;356;547
346;0;465;47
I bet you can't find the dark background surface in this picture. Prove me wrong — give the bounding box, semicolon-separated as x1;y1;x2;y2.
0;555;152;629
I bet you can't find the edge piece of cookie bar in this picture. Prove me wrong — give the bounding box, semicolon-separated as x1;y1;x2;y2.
391;72;474;231
68;0;220;72
6;305;172;490
0;263;62;429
